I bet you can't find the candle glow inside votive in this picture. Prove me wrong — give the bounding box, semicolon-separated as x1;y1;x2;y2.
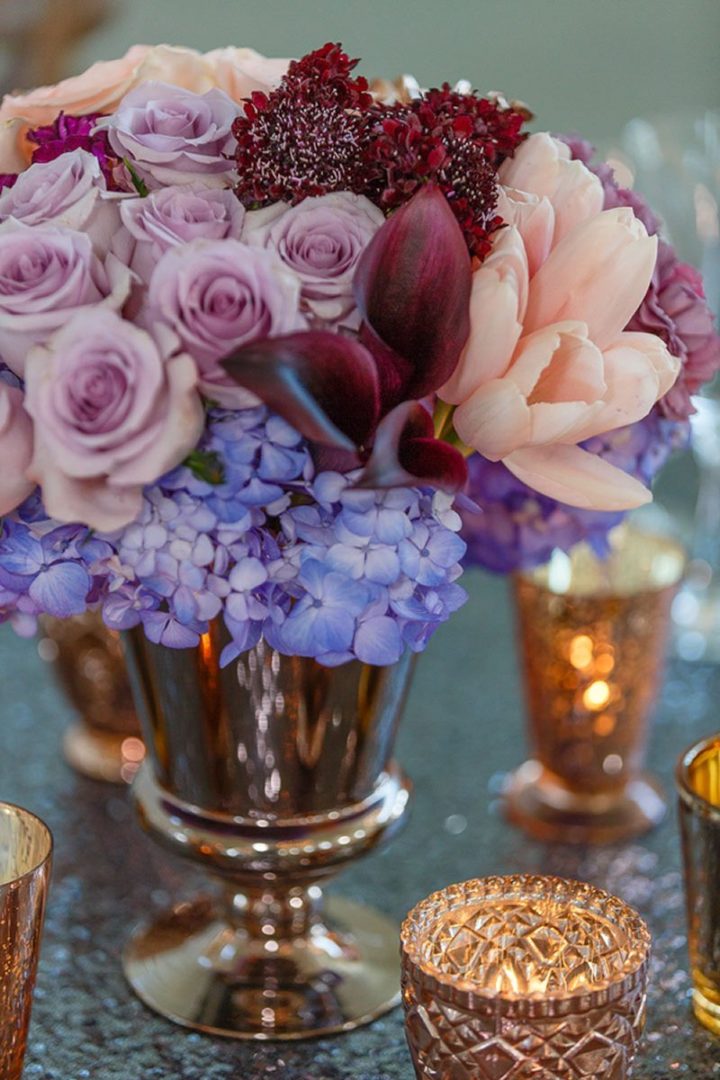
402;876;651;1080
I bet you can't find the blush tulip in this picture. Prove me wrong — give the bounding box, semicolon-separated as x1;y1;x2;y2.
444;134;681;511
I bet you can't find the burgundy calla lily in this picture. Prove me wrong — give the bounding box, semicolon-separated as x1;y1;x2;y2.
222;184;473;493
357;402;468;493
353;183;472;403
222;330;380;450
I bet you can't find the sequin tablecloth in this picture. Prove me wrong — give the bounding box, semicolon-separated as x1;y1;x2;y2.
1;570;718;1079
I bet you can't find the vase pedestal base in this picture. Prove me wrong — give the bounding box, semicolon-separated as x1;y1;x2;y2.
123;892;400;1040
504;759;667;844
63;721;144;785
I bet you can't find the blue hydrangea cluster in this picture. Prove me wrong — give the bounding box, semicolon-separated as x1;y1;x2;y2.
0;406;467;665
462;412;688;574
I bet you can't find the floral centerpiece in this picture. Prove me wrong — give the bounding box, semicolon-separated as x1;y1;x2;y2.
0;41;715;659
0;38;718;1043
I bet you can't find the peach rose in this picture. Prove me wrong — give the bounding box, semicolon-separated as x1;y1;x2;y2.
204;47;289;101
0;44;217;171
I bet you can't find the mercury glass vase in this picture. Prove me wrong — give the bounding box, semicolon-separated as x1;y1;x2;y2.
40;613;144;784
121;623;414;1040
506;525;685;844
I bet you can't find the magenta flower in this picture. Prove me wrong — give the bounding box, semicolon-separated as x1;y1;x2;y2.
28;112;120;189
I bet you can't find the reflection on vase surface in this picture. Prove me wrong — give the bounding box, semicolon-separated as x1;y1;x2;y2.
506;525;685;843
402;875;650;1080
40;613;144;784
121;622;414;1040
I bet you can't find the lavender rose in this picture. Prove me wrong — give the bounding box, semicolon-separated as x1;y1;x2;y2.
105;81;238;189
0;149;122;253
116;185;245;283
0;220;131;376
147;238;305;406
24;309;204;532
243;193;384;323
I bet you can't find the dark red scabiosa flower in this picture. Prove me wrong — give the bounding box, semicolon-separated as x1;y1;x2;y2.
366;86;527;259
0;174;17;191
27;112;123;190
233;42;378;206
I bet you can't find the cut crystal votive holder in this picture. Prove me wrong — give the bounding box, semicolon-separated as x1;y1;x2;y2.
0;803;52;1080
401;875;651;1080
677;734;720;1035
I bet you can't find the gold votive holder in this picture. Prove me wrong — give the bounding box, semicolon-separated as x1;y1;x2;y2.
39;612;144;784
401;875;651;1080
677;734;720;1035
0;803;52;1080
506;525;685;844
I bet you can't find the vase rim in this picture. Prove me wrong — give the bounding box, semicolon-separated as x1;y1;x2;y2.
676;734;720;822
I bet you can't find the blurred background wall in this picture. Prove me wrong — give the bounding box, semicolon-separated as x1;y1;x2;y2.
1;0;718;145
65;0;720;143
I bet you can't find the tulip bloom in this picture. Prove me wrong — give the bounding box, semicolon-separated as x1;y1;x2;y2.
442;133;680;511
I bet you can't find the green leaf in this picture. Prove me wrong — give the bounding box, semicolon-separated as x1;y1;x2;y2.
122;157;149;197
184;450;225;485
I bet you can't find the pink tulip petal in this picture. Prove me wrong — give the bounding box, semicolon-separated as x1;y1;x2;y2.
550;160;604;243
354;184;472;402
524;208;658;348
439;272;523;404
618;331;682;397
504;444;653;510
528;328;606;404
528;400;606;445
497;187;555;277
453;378;531;461
569;333;680;442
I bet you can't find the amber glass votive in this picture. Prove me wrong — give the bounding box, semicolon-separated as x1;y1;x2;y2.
677;735;720;1035
40;613;144;784
0;803;52;1080
401;875;651;1080
507;525;685;844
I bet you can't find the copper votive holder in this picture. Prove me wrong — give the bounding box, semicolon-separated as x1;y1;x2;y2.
401;875;651;1080
677;734;720;1035
0;803;52;1080
506;524;685;844
40;613;144;784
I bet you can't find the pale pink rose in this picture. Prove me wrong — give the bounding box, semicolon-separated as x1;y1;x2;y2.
443;153;680;511
24;309;204;531
204;47;289;101
0;383;34;515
